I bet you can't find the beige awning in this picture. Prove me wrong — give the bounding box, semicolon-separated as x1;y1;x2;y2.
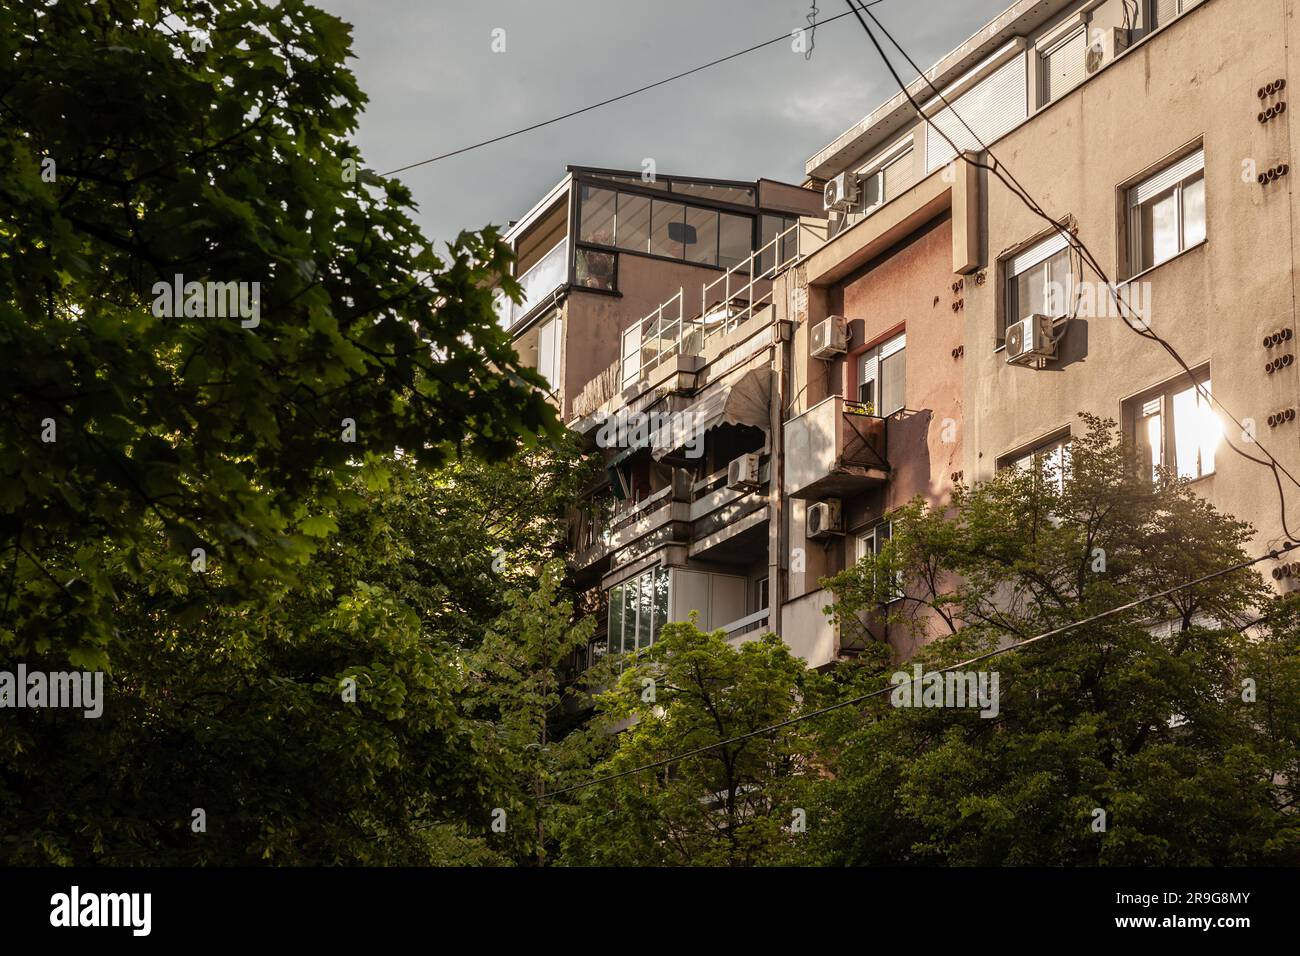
651;367;773;460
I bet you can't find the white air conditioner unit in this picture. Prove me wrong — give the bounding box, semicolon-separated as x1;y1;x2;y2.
1085;27;1130;75
810;315;848;360
807;499;844;539
726;453;762;492
1005;314;1057;365
823;172;860;212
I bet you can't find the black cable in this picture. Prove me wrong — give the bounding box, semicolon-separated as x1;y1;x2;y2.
543;540;1297;799
380;2;892;176
844;0;1300;543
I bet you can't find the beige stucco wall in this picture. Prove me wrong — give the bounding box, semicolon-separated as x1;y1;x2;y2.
963;0;1300;561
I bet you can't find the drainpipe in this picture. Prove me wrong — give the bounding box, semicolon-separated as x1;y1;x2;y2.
768;284;793;638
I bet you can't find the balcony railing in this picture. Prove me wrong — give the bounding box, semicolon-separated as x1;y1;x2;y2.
624;221;802;389
496;238;568;329
785;396;889;500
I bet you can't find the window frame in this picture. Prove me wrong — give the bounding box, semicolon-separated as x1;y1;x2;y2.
1038;25;1087;106
1000;431;1072;492
607;566;671;657
1125;147;1206;278
1001;229;1075;345
1125;369;1218;483
855;331;907;417
855;519;902;603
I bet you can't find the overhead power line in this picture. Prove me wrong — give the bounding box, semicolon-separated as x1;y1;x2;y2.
380;1;890;176
543;542;1295;800
842;0;1300;544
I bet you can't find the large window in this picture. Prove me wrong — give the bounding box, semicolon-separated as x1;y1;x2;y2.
1127;373;1220;482
1151;0;1202;30
608;567;670;655
579;183;757;269
1127;148;1205;275
1004;230;1074;340
857;331;906;417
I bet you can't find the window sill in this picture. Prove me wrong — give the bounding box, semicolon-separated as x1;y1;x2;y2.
1120;238;1208;287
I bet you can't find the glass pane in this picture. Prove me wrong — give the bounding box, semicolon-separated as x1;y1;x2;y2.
1198;385;1219;476
684;206;719;266
575;247;616;291
1172;385;1200;479
1140;186;1180;270
650;200;686;259
636;571;654;651
718;214;752;270
652;567;670;646
1043;249;1073;317
616;192;651;253
1139;408;1163;482
1014;260;1048;321
880;349;906;415
579;186;617;245
1182;173;1206;249
622;578;640;655
608;585;625;656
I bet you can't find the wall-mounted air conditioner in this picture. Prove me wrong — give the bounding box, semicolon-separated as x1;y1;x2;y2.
810;315;848;360
1085;27;1131;75
726;453;762;492
808;499;844;539
1005;314;1056;365
823;172;860;212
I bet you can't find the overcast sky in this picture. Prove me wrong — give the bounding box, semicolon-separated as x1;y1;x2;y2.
316;0;1010;250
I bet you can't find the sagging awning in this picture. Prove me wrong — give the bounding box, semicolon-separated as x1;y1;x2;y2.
651;367;773;461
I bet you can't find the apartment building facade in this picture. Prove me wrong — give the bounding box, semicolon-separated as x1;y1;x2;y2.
521;0;1299;674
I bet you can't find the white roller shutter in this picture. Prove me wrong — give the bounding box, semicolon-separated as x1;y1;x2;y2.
882;148;915;201
925;54;1028;173
1042;28;1087;103
1129;149;1204;206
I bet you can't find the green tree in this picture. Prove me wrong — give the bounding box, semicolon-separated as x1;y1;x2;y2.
555;622;828;867
0;0;558;671
808;415;1300;865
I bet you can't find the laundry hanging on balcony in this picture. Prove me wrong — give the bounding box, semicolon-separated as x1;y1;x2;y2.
651;367;773;461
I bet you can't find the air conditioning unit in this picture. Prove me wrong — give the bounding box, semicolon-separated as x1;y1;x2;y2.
1085;27;1131;75
810;315;848;360
1005;314;1057;365
823;172;860;212
807;499;844;539
727;453;762;492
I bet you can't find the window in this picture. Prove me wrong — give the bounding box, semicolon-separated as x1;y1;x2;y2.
1151;0;1201;30
719;213;753;270
608;567;670;655
684;205;720;267
650;199;687;259
534;314;563;392
1039;28;1086;105
857;331;906;416
1003;434;1072;492
855;521;902;602
857;144;915;215
1128;373;1220;482
621;323;641;387
616;193;652;252
1127;148;1205;275
579;186;617;245
1005;230;1074;340
753;576;769;613
575;246;616;291
758;214;798;274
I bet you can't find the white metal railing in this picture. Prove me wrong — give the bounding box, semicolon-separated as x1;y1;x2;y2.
722;607;771;638
626;222;801;388
496;238;568;328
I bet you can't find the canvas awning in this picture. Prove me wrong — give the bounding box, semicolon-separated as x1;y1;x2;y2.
651;367;773;461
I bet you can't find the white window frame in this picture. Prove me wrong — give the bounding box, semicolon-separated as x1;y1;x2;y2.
854;138;914;216
536;313;563;393
1038;25;1088;106
1126;148;1205;276
1003;230;1074;342
1003;434;1072;492
1129;373;1218;483
857;331;906;417
620;323;641;389
855;520;902;603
